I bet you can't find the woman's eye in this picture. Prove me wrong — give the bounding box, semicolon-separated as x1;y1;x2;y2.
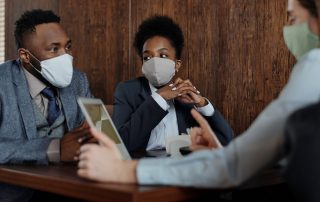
143;56;151;61
288;15;297;25
160;54;168;58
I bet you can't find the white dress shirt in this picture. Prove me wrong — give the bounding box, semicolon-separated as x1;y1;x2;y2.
147;83;215;150
137;49;320;188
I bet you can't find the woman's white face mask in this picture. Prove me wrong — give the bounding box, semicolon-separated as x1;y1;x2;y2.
142;57;176;87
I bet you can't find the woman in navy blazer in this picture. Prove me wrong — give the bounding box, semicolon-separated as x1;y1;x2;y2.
112;16;233;152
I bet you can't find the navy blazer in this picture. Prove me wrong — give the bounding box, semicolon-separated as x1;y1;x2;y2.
112;77;234;152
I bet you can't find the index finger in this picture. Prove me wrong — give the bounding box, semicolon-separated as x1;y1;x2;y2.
183;79;194;87
173;77;184;85
190;109;212;131
190;127;202;144
90;128;117;149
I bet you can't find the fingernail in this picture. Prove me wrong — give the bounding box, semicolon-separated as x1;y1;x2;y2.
197;91;200;94
178;93;182;96
169;84;174;87
172;87;177;91
79;134;91;144
194;87;196;89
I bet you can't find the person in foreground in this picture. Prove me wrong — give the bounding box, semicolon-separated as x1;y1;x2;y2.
77;0;320;187
112;16;233;153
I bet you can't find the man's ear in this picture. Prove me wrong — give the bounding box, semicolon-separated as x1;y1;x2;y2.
18;48;30;63
175;60;182;72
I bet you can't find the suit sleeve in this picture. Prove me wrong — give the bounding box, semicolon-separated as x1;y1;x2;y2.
112;83;168;152
137;97;288;188
0;138;52;165
0;99;2;128
204;108;234;146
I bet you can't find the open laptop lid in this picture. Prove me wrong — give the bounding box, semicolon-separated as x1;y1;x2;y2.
77;97;131;160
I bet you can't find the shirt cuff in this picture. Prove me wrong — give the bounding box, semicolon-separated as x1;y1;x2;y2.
194;98;215;116
152;93;170;111
47;139;60;163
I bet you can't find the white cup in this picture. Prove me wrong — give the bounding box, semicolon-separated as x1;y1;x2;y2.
165;135;191;158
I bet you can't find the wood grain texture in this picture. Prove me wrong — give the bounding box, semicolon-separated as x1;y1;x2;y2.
0;164;215;202
59;0;130;103
162;0;189;80
5;0;295;135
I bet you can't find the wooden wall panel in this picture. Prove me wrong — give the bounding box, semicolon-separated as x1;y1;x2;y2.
5;0;59;60
187;0;220;115
59;0;129;103
213;0;293;134
5;0;294;135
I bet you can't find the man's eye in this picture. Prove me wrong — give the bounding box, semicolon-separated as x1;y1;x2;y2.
49;47;59;52
160;54;168;58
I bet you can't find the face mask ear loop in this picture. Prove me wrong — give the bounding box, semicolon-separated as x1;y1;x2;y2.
26;50;42;74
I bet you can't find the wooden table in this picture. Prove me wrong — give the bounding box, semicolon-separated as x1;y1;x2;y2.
0;164;286;202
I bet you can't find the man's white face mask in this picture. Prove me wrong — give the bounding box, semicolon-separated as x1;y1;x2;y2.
28;52;74;88
142;57;176;87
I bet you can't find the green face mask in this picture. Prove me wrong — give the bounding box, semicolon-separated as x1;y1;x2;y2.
283;22;320;60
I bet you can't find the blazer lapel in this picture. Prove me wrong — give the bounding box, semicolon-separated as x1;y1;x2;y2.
138;77;152;100
59;86;78;131
175;101;188;135
12;61;37;140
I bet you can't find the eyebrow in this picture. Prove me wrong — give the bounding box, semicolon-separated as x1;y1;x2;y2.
143;48;169;54
48;39;72;46
158;48;168;51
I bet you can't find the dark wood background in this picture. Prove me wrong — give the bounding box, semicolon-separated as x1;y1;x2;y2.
5;0;295;135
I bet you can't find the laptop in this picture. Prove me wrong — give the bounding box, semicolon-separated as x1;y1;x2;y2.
77;97;131;160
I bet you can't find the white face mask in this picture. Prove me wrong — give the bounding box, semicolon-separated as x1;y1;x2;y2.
29;53;74;88
142;57;176;87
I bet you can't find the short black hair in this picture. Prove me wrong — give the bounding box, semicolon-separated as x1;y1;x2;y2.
134;15;185;60
14;9;61;49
